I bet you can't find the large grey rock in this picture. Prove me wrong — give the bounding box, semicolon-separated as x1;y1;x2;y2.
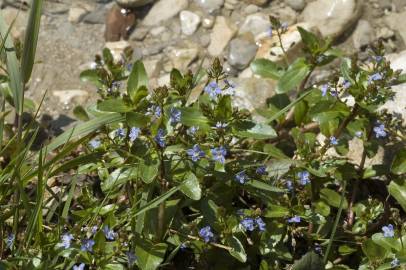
228;35;258;70
195;0;224;12
180;10;201;35
352;20;375;49
143;0;188;26
208;16;237;56
116;0;155;7
301;0;362;38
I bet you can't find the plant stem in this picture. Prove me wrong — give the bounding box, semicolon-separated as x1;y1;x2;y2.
157;148;167;240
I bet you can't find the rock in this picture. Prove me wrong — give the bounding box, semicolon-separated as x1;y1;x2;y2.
352;20;374;49
168;47;199;70
105;40;131;62
246;0;269;6
199;33;211;47
224;0;238;10
150;26;166;36
301;0;362;38
105;4;136;41
272;6;298;26
115;0;155;8
244;4;260;14
130;27;149;40
239;13;271;40
1;7;28;39
376;26;395;40
143;0;188;26
196;0;224;13
208;16;237;56
53;90;89;105
228;34;258;70
68;7;89;23
285;0;305;11
143;58;161;78
158;73;171;86
82;7;108;24
202;16;215;28
384;11;406;44
180;10;201;35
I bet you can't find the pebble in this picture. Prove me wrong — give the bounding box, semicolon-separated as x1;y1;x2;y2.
130;27;149;41
150;26;167;36
168;47;199;70
228;34;258;70
285;0;306;11
376;26;395;40
352;20;374;50
82;7;108;24
224;0;238;10
247;0;269;6
143;0;188;26
68;7;89;23
239;13;271;40
196;0;224;13
115;0;155;8
244;4;260;14
301;0;362;38
53;90;89;105
208;16;237;56
202;16;215;28
180;10;201;35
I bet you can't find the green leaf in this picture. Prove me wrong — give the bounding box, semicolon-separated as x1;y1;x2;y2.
135;241;167;270
226;236;247;263
277;58;310;93
388;180;406;212
250;59;283;80
264;204;289;218
292;251;324;270
179;107;210;130
362;239;387;261
179;172;202;200
320;188;348;209
139;158;159;184
236;122;277;140
246;180;285;193
391;149;406;175
297;26;319;53
371;233;401;252
126;112;150;127
102;167;137;192
21;0;43;84
73;105;90;121
263;144;289;159
98;99;132;112
80;69;103;88
128;60;148;102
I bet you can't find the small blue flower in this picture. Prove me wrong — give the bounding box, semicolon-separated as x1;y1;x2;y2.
343;80;351;89
180;243;188;250
256;165;267;175
129;127;141;142
255;217;266;231
241;218;255;231
287;216;301;223
169;108;181;124
73;263;85;270
89;139;101;149
111;81;121;91
374;124;387;138
382;224;395;238
60;233;74;249
330;88;338;97
115;128;126;139
355;131;363;138
235;171;249;184
375;56;383;62
204;82;222;99
147;105;162;118
126;251;137;266
211;146;227;164
391;258;400;268
321;84;329;96
223;79;236;95
286;180;293;191
298;171;310;185
280;22;288;31
80;239;95;252
330;136;338;145
215;122;228;129
187;144;205;162
154;129;166;148
199;226;214;243
91;226;98;234
6;233;15;249
187;126;199;135
368;72;383;84
102;225;117;241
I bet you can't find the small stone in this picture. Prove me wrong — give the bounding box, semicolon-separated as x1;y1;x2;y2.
130;27;149;41
53;90;89;105
285;0;305;11
239;13;270;40
199;34;211;47
244;4;260;14
208;16;237;56
247;0;269;6
228;34;258;70
68;7;88;23
168;47;199;70
352;20;374;49
143;58;161;78
115;0;155;8
105;40;131;62
224;0;238;10
180;10;201;35
83;7;108;24
272;6;297;26
143;0;188;26
150;26;166;36
196;0;224;13
202;16;215;28
376;26;395;40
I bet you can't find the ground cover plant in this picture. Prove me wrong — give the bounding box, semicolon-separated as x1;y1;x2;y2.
0;2;405;270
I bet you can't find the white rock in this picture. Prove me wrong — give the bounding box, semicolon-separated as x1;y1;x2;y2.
352;20;374;49
196;0;224;13
168;47;199;70
150;26;166;36
180;10;201;35
286;0;305;11
68;7;88;23
158;73;171;86
53;90;88;105
202;16;215;28
208;16;237;56
239;13;270;40
244;4;260;14
301;0;362;38
384;11;406;44
143;0;188;26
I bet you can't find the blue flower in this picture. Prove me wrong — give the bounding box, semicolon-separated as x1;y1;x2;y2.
154;129;166;148
199;226;214;243
169;108;181;124
73;263;85;270
330;88;338;97
286;180;293;191
298;171;310;185
241;218;255;231
60;233;74;249
330;136;338;145
91;226;98;234
204;82;222;99
256;165;267;175
255;217;266;231
235;171;249;184
382;224;395;238
6;233;15;249
355;131;363;138
343;80;351;89
215;122;228;129
147;105;162;118
211;146;227;164
375;56;383;62
280;22;288;31
80;239;95;252
287;216;301;223
374;124;387;138
223;79;236;95
391;258;400;268
187;144;205;162
102;225;117;241
115;128;126;139
129;127;141;142
187;126;199;135
321;84;329;96
126;251;137;266
89;139;101;149
111;81;121;91
368;72;383;84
